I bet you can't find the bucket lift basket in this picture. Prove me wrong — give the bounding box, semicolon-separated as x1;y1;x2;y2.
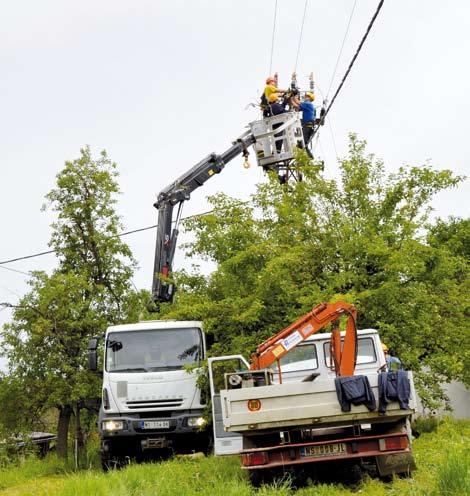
249;112;305;168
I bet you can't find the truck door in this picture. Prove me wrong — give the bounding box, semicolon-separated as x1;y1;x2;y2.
208;355;250;456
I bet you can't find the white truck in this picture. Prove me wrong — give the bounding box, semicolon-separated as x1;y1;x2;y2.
88;320;210;468
208;327;417;485
87;109;308;469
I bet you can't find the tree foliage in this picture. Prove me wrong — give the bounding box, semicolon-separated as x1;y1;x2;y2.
158;135;468;409
1;147;137;456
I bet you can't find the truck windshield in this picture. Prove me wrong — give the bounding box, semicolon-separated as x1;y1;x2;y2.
269;343;318;372
106;328;202;372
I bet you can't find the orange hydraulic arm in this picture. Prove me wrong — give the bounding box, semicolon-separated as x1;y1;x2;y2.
250;301;358;377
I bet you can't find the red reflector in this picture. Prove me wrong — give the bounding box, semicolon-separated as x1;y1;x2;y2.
380;436;408;451
242;452;268;466
247;399;261;412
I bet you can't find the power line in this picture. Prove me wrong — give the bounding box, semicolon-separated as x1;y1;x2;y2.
0;249;56;266
312;0;385;140
269;0;279;74
0;265;31;276
326;0;358;98
0;200;251;269
294;0;309;73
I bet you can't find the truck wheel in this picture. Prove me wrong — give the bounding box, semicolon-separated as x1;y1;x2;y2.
248;469;265;487
204;435;214;456
101;450;129;471
248;468;283;487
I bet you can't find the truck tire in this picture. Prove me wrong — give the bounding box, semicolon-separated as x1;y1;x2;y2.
247;468;285;487
248;469;267;488
101;449;129;471
203;434;214;456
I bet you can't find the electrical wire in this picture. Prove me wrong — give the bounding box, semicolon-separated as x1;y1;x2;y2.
0;265;31;276
327;116;339;160
326;0;358;98
0;200;252;269
269;0;279;74
293;0;309;73
312;0;385;140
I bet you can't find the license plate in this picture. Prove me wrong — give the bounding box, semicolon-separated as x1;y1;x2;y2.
300;443;347;457
140;420;170;429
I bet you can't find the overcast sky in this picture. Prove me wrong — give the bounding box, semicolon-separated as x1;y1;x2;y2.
1;0;469;368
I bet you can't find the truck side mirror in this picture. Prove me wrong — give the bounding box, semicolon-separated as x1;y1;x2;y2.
88;338;99;371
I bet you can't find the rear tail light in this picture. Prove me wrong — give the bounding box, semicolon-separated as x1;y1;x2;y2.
242;452;269;466
379;435;408;451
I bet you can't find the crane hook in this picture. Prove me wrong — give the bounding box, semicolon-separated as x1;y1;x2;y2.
242;149;251;169
243;156;251;169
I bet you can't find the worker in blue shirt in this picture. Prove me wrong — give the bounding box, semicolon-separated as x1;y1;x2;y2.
293;92;316;158
382;343;402;371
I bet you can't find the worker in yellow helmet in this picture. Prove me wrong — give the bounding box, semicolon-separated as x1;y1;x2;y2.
261;74;287;117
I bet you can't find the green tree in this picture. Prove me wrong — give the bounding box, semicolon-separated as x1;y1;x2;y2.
158;136;468;408
1;147;137;458
427;217;470;388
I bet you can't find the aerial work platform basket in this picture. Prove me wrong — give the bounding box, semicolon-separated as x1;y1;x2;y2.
249;112;304;168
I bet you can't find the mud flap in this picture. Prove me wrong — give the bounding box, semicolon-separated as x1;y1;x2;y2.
376;452;417;477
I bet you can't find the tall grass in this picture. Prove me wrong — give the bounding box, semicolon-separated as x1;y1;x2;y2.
434;451;470;496
0;455;68;491
0;419;469;496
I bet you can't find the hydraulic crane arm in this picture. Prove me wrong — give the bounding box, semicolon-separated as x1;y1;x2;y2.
152;131;256;304
250;301;358;376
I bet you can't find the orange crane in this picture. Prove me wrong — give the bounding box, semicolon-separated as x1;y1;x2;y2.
250;301;357;377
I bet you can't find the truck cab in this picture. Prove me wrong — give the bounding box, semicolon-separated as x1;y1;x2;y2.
270;328;386;383
94;320;210;468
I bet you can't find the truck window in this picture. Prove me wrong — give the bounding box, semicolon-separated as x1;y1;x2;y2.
106;328;202;372
270;343;318;372
323;337;377;367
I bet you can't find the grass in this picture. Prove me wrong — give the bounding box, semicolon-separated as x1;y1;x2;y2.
0;455;69;491
0;418;468;495
433;451;470;496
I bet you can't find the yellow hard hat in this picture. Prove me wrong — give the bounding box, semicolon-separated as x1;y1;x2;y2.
268;93;279;103
382;343;389;353
305;92;315;101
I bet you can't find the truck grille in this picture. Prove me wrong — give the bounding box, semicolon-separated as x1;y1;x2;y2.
126;399;184;409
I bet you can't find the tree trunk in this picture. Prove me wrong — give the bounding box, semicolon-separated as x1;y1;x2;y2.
57;404;72;459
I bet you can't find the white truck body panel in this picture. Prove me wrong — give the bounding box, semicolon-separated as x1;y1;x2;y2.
221;372;416;432
105;369;200;414
210;329;416;455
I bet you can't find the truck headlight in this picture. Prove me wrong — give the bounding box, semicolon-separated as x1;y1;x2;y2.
102;420;124;431
187;417;206;427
